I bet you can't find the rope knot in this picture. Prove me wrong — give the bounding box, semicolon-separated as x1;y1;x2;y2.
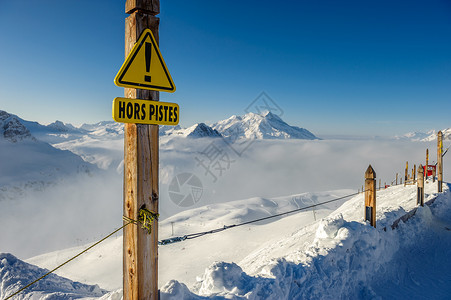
123;208;159;234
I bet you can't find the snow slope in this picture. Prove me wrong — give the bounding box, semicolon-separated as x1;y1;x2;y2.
52;121;124;171
161;181;449;299
0;111;97;199
27;190;353;290
20;181;451;299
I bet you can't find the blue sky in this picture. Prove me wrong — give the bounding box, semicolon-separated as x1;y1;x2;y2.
0;0;450;136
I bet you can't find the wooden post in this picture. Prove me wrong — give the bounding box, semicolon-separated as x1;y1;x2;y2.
438;131;443;192
417;164;424;206
433;164;436;183
404;161;408;186
426;149;429;180
123;1;160;299
365;165;376;228
413;164;416;182
396;173;398;185
379;179;381;190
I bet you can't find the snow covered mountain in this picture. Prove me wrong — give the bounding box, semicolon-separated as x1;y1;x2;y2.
0;110;98;198
396;128;451;142
0;110;35;142
163;123;222;138
211;111;318;140
0;253;105;299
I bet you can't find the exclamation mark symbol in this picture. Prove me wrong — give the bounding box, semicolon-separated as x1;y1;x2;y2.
144;42;152;82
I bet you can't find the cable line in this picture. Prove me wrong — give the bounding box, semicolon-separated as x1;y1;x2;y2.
159;191;361;245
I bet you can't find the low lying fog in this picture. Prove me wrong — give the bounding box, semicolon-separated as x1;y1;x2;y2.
1;138;448;258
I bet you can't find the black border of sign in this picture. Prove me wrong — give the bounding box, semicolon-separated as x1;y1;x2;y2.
117;30;175;92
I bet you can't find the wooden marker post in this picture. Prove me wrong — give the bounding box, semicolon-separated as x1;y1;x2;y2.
417;164;424;206
123;0;160;299
433;165;436;183
364;165;376;228
438;131;443;193
413;164;416;182
396;173;398;185
379;179;381;190
426;149;429;180
404;161;408;186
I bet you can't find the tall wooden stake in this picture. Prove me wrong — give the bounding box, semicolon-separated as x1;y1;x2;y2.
433;165;436;183
404;161;408;186
413;164;416;182
365;165;376;228
417;164;424;206
396;173;398;185
426;149;429;180
123;1;160;299
438;131;443;192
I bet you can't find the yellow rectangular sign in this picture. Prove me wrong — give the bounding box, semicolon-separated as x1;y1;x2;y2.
112;97;179;125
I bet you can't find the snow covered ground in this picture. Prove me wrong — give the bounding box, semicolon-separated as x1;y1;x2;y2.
2;110;451;299
3;180;449;299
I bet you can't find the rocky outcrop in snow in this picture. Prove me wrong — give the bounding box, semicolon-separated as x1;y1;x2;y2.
0;111;34;142
163;123;222;138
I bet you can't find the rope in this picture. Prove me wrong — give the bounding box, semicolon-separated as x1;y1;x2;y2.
5;221;133;300
159;191;361;245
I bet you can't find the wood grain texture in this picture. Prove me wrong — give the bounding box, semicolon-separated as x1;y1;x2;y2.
126;0;160;15
404;161;408;187
417;164;424;206
437;131;443;192
123;8;160;300
365;165;376;228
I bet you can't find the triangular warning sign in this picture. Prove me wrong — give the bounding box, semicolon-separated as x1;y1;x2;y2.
114;29;175;92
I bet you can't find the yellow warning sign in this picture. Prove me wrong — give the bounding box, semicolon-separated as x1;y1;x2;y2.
112;97;179;125
114;29;175;92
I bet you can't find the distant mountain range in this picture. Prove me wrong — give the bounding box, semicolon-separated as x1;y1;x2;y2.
162;111;318;140
212;111;318;140
2;107;450;192
396;128;451;142
1;109;319;141
0;110;97;194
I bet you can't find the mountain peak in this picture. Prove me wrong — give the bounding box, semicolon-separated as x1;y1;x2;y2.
212;112;318;140
178;123;222;138
0;110;35;143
